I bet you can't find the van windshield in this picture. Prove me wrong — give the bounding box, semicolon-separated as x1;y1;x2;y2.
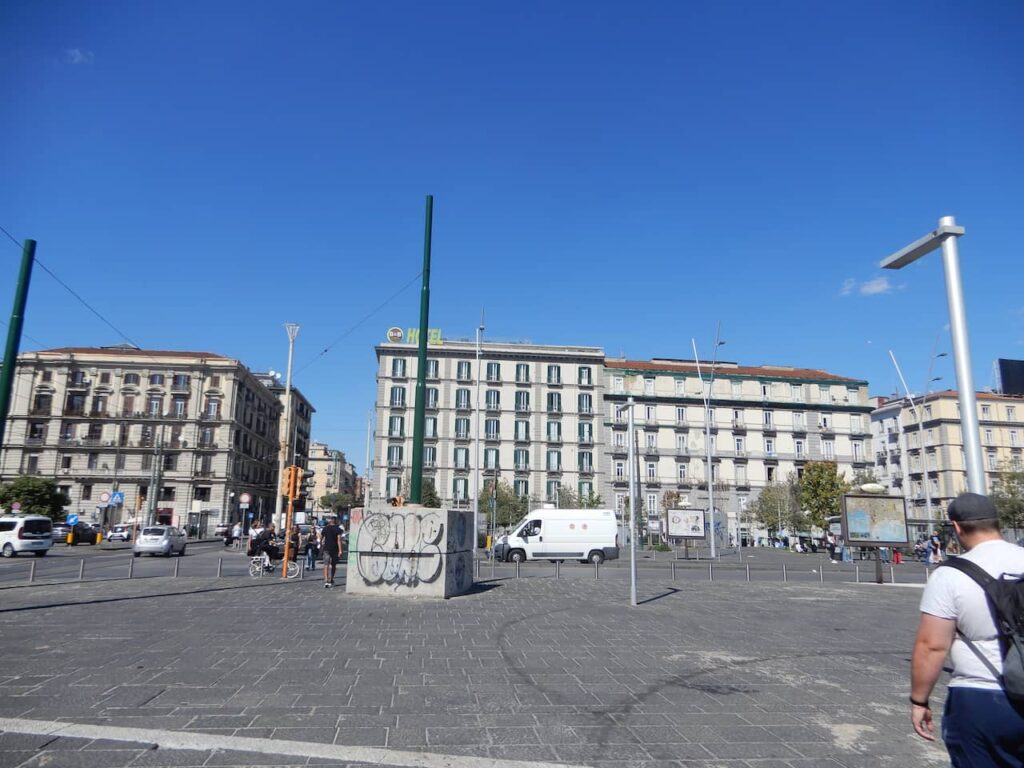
23;519;52;534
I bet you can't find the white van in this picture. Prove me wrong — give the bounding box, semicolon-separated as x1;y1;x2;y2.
492;508;620;564
0;515;53;557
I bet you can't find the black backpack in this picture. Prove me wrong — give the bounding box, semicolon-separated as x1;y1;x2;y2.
941;557;1024;703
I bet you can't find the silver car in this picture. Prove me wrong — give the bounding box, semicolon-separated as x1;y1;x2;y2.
133;526;187;557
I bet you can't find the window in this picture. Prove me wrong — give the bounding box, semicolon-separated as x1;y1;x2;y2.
455;417;470;439
1011;430;1019;447
1008;406;1016;421
194;487;211;502
818;385;830;401
646;462;657;479
677;463;688;482
547;365;561;384
425;416;437;438
209;375;220;388
516;363;530;383
614;461;625;479
734;437;745;454
425;387;439;408
456;361;471;381
147;395;162;415
765;438;775;456
984;428;994;444
988;451;998;471
547;392;562;413
767;466;776;483
454;447;469;469
853;442;863;460
455;388;470;409
387;445;404;467
981;405;991;419
24;455;39;473
645;431;656;448
645;404;655;421
486;389;500;411
486;362;501;382
851;415;862;433
82;484;93;500
87;453;99;469
426;359;439;379
578;393;592;414
149;373;165;386
514;448;529;470
823;440;835;460
578;367;592;385
820;413;832;430
545;480;561;502
172;397;187;417
163;453;178;471
391;358;406;378
579;481;593;498
731;380;742;397
390;387;406;408
515;420;530;441
644;378;655;395
204;397;220;418
612;376;624;393
172;374;190;390
579;422;593;443
676;407;687;424
793;411;804;430
547;421;562;442
615;493;626;514
647;494;659;515
760;382;770;399
675;433;687;452
736;464;747;485
795;439;805;458
514;479;528;497
485;418;500;440
614;431;625;447
791;384;802;402
484;448;499;469
60;454;72;470
579;451;593;472
453;476;469;500
388;416;404;437
847;389;860;405
546;450;561;471
515;391;530;412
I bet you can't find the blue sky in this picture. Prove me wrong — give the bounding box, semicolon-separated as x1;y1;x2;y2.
2;1;1022;470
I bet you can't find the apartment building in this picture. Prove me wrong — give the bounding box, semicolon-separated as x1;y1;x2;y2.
603;359;874;543
871;390;1024;534
253;374;315;470
308;440;357;511
372;339;606;516
1;345;284;532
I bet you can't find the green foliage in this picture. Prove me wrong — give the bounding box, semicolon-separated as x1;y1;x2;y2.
478;479;529;528
992;464;1024;535
750;474;805;533
651;543;672;552
622;495;646;536
420;479;442;508
0;476;70;520
319;492;355;512
799;461;850;530
851;469;880;487
556;487;606;509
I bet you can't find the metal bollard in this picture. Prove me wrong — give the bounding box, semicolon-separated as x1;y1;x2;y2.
298;561;304;580
819;566;824;583
671;562;676;581
515;560;520;579
782;563;787;582
128;557;134;579
491;557;495;578
555;560;560;579
855;564;860;583
709;562;714;582
217;557;223;578
594;561;599;580
745;563;750;582
29;561;36;584
475;558;481;579
173;558;180;578
79;559;85;581
890;566;896;584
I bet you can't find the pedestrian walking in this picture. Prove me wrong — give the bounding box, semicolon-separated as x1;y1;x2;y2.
910;492;1024;766
929;529;944;564
304;526;319;571
320;515;343;588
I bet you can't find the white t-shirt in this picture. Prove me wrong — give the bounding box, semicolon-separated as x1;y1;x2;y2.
919;539;1024;690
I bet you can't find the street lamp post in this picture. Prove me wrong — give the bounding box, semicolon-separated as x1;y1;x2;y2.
881;216;985;494
473;314;484;555
616;398;638;607
692;332;726;559
274;323;300;529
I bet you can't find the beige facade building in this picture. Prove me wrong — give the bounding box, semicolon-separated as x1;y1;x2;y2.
0;346;284;532
871;390;1024;534
603;359;874;543
372;339;606;517
254;374;315;471
307;440;357;514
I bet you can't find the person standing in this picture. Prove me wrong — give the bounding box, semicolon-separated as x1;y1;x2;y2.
231;521;242;550
910;493;1024;766
321;515;343;588
929;529;944;564
303;527;319;571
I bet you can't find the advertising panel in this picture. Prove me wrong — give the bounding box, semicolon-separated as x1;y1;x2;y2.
667;508;706;539
841;494;910;547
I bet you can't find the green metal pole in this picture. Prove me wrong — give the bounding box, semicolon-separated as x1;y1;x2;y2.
408;196;433;504
0;239;36;459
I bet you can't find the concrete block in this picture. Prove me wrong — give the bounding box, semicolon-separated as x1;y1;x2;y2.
345;505;473;598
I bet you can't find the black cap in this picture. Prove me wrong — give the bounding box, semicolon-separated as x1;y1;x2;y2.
947;492;998;522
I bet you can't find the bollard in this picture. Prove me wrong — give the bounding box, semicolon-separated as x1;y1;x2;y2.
298;560;304;580
475;558;481;579
173;558;180;578
128;557;134;579
78;559;85;581
515;560;520;579
491;557;495;578
671;562;676;581
555;560;560;579
594;561;599;580
709;562;714;582
819;566;824;583
782;562;787;582
29;560;36;584
217;557;223;578
890;566;896;584
855;564;860;584
745;563;750;582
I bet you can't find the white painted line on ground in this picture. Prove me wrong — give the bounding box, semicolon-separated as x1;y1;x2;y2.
0;717;592;768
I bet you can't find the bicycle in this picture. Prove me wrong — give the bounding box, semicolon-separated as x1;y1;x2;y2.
248;551;300;579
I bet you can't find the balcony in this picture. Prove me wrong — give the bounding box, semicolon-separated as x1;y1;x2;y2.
515;404;530;413
611;444;628;455
547;436;563;445
514;463;529;472
29;407;52;416
424;400;439;412
485;433;500;442
578;377;593;388
514;433;530;444
547;377;562;386
792;422;808;434
423;460;436;469
25;436;46;446
734;449;747;459
545;465;563;474
761;422;777;434
63;408;86;417
579;407;593;416
196;442;219;450
200;412;223;421
578;435;593;445
579;465;594;475
454;431;470;441
171;383;190;393
455;401;470;412
387;459;404;468
732;419;746;431
195;470;216;478
674;420;689;431
642;446;659;456
485;403;501;413
546;407;562;416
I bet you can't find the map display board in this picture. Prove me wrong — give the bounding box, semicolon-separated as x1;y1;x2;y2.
841;494;909;546
667;509;706;539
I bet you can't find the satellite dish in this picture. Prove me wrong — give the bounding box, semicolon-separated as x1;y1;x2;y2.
268;369;277;377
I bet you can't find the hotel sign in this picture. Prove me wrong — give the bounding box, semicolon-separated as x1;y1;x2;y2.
385;327;444;345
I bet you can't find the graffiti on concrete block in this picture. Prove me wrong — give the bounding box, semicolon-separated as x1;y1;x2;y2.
355;511;444;588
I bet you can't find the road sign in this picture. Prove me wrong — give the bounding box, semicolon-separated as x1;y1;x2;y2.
247;511;254;519
239;492;252;505
100;491;111;503
67;513;79;525
239;503;250;510
111;491;125;505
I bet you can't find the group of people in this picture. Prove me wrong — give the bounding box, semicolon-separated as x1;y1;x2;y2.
234;515;347;587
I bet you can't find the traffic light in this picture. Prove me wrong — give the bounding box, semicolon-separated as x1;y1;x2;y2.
281;466;297;498
389;495;404;507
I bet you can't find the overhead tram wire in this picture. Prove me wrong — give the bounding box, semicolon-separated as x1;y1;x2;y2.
295;270;423;375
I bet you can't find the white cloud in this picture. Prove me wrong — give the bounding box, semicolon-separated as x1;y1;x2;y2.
840;278;856;296
859;276;894;296
65;48;94;65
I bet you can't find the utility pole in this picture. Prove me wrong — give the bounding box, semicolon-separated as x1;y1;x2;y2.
473;310;484;551
409;195;433;504
274;324;299;528
363;410;373;509
692;326;725;559
0;238;36;462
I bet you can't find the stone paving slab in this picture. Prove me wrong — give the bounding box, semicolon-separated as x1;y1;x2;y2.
0;572;951;767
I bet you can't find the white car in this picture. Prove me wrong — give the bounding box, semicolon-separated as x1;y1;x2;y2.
132;526;187;557
0;515;54;558
107;524;134;542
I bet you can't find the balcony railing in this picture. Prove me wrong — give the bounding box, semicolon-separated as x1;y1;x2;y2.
63;408;86;417
514;463;529;471
579;465;594;475
29;407;52;416
579;435;593;445
454;431;470;440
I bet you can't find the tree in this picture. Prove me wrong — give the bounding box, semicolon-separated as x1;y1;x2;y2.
750;474;804;533
320;493;355;513
851;469;880;487
0;477;70;520
800;461;850;530
420;479;441;508
477;479;528;529
991;464;1024;538
556;487;606;509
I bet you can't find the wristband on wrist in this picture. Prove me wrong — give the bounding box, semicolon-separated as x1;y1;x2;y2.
909;696;930;708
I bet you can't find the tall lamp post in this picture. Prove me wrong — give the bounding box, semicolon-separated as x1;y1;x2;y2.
274;323;299;529
615;398;638;607
881;216;984;494
473;313;484;554
692;331;726;559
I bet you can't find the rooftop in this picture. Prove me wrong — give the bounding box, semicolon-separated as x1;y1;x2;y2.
605;358;865;384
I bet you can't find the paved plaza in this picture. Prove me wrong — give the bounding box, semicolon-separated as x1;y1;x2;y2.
0;549;951;768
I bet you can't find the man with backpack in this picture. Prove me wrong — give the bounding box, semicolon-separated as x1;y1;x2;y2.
910;492;1024;766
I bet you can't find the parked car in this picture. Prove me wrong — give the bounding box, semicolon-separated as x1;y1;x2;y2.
0;515;53;558
107;524;134;542
133;526;187;557
52;522;72;541
68;521;99;545
214;523;231;537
